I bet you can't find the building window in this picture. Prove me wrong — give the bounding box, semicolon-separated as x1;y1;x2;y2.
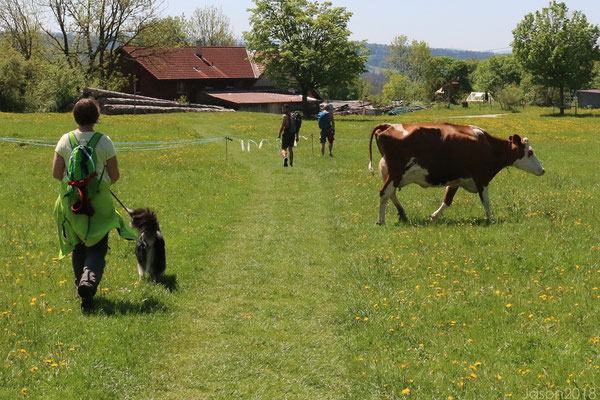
177;81;186;94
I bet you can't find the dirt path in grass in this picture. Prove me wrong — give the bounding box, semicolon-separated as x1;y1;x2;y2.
154;154;353;398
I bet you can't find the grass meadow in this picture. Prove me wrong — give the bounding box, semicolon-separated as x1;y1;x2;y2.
1;105;600;399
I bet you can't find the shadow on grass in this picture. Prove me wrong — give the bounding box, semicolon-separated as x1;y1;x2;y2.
391;216;506;226
540;112;599;118
92;296;168;316
155;273;178;292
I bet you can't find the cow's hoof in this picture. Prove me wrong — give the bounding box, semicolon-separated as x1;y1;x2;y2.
376;221;385;226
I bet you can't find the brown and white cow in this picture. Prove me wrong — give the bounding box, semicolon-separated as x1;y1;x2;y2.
368;123;545;224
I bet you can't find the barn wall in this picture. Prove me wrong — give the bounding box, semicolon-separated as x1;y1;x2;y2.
577;92;600;109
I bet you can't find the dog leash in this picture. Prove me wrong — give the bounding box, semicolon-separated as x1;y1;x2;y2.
110;190;132;214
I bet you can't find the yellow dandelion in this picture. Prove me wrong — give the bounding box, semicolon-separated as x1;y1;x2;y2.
20;388;27;395
402;388;410;395
506;303;512;308
30;366;38;372
51;363;58;368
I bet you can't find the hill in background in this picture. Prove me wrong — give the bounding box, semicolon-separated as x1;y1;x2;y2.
364;43;511;71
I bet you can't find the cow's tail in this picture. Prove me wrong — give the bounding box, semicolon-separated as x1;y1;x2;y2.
369;124;391;175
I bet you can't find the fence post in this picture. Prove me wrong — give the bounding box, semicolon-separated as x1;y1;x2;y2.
225;137;233;160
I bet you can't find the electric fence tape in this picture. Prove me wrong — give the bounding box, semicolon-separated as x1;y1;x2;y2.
1;134;368;152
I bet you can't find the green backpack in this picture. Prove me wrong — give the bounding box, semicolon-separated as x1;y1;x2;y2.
65;131;104;216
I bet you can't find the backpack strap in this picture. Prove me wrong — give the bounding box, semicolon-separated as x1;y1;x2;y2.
87;132;103;149
68;131;79;149
68;131;103;149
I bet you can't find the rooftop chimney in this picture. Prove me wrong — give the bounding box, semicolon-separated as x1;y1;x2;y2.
196;40;203;58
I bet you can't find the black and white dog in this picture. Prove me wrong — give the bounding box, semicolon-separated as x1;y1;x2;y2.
129;208;166;280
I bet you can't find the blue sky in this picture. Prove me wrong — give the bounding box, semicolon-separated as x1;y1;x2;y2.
163;0;600;51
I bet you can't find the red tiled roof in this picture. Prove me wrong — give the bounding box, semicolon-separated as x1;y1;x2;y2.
204;91;319;105
121;46;260;80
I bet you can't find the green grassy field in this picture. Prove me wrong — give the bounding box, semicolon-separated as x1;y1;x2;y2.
1;106;600;399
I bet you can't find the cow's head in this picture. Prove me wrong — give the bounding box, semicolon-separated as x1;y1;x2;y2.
509;135;545;176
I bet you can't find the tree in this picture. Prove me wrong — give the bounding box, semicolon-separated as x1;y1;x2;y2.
244;0;367;113
381;72;410;104
188;5;237;46
387;35;431;82
0;38;29;111
133;16;191;48
512;1;600;114
0;0;41;59
41;0;163;86
424;56;472;103
472;55;522;94
592;61;600;89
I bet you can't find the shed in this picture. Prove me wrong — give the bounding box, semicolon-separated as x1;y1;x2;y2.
200;91;319;113
576;90;600;109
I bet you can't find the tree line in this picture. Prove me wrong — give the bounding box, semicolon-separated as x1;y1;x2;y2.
1;0;599;114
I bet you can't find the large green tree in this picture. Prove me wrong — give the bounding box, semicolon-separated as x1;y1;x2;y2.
244;0;367;113
512;1;600;114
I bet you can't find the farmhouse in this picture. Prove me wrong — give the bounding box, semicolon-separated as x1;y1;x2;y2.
576;89;600;109
118;42;320;113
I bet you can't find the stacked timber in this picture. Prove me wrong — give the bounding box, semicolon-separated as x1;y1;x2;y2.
83;87;233;115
